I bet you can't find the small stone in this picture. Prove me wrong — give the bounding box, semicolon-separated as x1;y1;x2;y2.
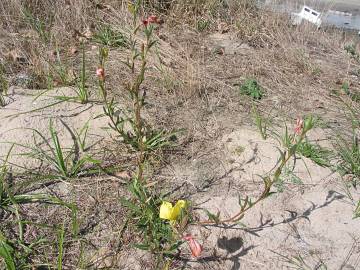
12;73;34;88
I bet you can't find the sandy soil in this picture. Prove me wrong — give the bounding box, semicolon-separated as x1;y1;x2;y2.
0;87;109;169
171;129;360;269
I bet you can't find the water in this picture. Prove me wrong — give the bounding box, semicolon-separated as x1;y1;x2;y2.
324;12;360;30
259;0;360;31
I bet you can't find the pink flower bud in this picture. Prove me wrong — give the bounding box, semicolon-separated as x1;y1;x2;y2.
96;67;105;80
183;234;203;257
294;118;304;135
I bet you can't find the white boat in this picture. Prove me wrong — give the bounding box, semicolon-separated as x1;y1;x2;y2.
291;5;322;27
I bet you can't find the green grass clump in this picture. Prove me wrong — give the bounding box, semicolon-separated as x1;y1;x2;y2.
345;44;360;61
336;133;360;181
239;79;264;100
296;139;333;167
16;121;101;179
0;146;77;269
22;7;52;43
93;25;128;48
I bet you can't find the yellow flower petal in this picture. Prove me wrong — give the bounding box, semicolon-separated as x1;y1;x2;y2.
171;200;186;220
159;201;173;220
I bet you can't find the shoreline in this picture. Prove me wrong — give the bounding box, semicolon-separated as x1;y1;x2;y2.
265;0;360;15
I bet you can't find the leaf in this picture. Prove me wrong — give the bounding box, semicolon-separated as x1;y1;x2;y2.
133;243;150;251
354;200;360;219
120;198;141;214
203;209;220;224
0;236;16;270
127;3;135;15
57;224;65;270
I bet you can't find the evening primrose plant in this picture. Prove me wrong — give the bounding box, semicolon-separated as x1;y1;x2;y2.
97;3;174;183
96;3;201;265
199;116;315;225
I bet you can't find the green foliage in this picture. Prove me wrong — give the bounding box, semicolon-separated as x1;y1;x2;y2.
353;200;360;219
121;179;183;255
75;44;89;103
0;63;8;107
251;106;270;139
296;140;333;167
93;25;129;48
200;116;316;225
239;79;264;100
20;121;101;179
335;131;360;181
275;167;303;193
22;7;52;43
104;101;178;152
48;45;74;87
341;82;360;102
274;251;328;270
344;44;360;61
342;82;350;95
0;146;77;269
196;18;210;32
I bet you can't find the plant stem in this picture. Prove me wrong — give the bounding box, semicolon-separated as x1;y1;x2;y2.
198;131;307;225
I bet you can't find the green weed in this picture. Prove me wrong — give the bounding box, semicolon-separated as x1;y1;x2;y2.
98;8;175;182
345;44;360;61
48;45;74;87
238;79;264;100
97;5;188;265
93;25;128;48
274;251;328;270
275;167;303;193
341;82;360;102
336;133;360;181
121;179;184;254
296;139;333;167
200;116;315;225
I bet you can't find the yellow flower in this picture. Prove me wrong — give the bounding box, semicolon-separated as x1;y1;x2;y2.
159;200;186;221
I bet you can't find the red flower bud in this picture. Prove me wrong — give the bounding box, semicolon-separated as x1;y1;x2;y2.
294;118;304;135
183;234;203;257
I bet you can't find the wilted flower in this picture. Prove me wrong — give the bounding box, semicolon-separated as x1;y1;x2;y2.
147;15;159;23
294;118;303;135
159;200;186;221
142;19;149;26
96;67;105;80
142;15;160;27
183;234;203;257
